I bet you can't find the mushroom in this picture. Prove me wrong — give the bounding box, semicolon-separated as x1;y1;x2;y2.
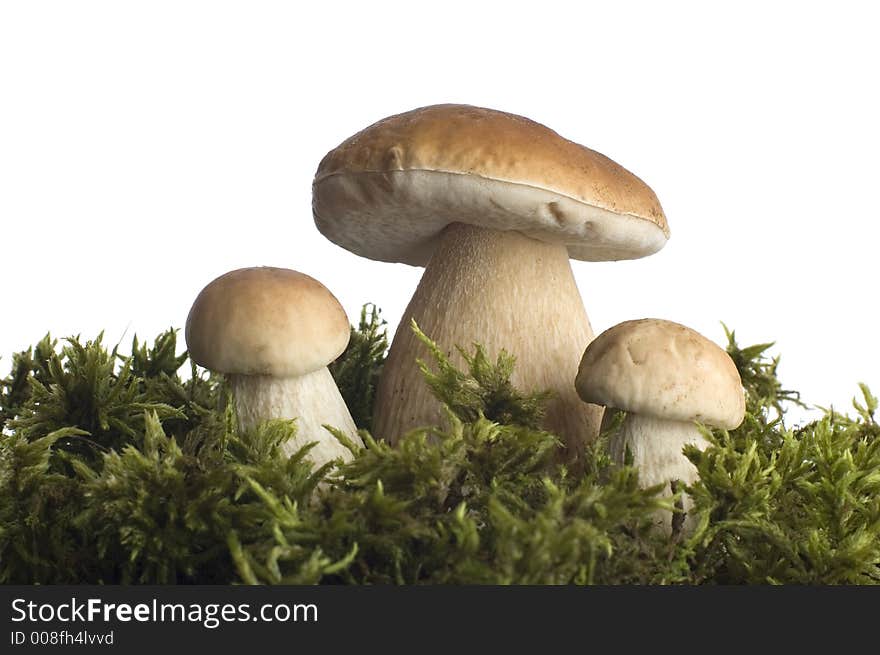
185;266;363;468
575;318;745;533
312;104;669;458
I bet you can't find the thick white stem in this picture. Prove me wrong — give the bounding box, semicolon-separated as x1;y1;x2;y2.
230;368;362;470
608;413;708;534
373;222;603;461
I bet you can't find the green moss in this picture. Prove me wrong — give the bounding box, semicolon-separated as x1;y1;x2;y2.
0;311;878;584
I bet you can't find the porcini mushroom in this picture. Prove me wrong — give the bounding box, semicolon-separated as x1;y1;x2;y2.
185;266;363;468
575;318;745;532
312;104;669;458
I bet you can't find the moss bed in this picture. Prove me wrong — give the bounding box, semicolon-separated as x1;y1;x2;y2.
1;306;878;584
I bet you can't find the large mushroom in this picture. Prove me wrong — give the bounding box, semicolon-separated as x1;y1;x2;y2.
312;104;669;458
575;318;745;532
185;266;363;468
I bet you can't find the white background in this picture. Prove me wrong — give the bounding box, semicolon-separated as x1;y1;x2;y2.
1;1;877;423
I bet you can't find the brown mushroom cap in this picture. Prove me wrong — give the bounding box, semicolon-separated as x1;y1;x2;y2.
575;318;745;429
313;104;669;266
185;267;350;378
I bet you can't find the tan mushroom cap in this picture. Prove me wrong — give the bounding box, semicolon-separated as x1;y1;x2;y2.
313;104;669;266
575;319;745;429
185;267;350;378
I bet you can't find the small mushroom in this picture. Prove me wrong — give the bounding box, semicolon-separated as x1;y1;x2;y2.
312;104;670;458
185;266;363;468
575;318;745;533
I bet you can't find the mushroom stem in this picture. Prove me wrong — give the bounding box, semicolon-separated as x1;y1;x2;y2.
230;367;359;468
374;221;603;459
608;413;709;533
